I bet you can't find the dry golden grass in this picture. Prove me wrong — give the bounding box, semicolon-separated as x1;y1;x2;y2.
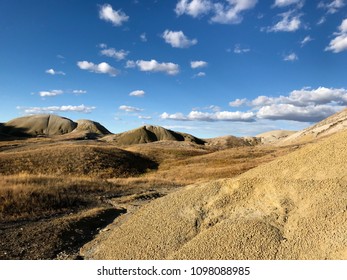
140;145;296;185
0;142;157;178
0;137;296;224
0;175;112;222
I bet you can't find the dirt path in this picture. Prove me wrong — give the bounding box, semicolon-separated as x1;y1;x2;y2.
0;207;125;260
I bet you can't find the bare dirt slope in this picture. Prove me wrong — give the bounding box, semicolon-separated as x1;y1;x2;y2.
204;135;260;149
279;108;347;145
256;130;297;144
83;129;347;260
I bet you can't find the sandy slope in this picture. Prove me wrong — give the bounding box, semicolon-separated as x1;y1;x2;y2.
83;129;347;260
256;130;297;144
279;108;347;145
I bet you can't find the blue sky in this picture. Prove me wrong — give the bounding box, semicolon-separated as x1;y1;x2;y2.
1;0;347;138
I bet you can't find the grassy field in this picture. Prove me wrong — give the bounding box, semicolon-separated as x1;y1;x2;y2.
0;138;295;259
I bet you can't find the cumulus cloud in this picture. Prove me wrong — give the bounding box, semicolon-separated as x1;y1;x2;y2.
119;105;143;112
190;60;208;68
229;98;248;107
265;10;302;32
159;87;345;125
125;60;136;68
283;52;298;61
160;112;188;121
35;89;87;97
38;90;64;97
228;86;347;122
193;72;206;78
175;0;212;17
99;4;129;26
257;104;341;122
211;0;258;24
325;18;347;53
77;61;119;76
175;0;257;24
273;0;304;7
318;0;345;14
17;104;95;114
162;30;197;48
161;110;255;122
99;46;129;60
231;87;347;108
129;90;145;97
45;69;66;76
135;59;180;75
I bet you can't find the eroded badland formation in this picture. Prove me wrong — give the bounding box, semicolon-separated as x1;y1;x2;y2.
1;110;346;259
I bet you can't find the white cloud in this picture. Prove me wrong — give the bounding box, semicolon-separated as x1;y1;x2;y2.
45;69;66;76
300;35;313;47
283;52;298;61
140;33;147;42
228;86;347;122
100;47;129;60
160;112;188;121
162;30;197;48
119;105;143;112
161;110;255;122
99;4;129;26
257;104;342;122
98;43;107;49
190;60;208;68
288;87;347;105
317;16;326;25
265;10;302;32
175;0;212;17
135;59;180;75
138;115;152;120
233;87;347;107
229;98;248;107
211;0;258;24
17;104;95;114
77;61;119;76
193;72;206;78
175;0;258;25
318;0;345;14
129;90;145;97
163;125;197;130
325;18;347;53
234;44;250;54
72;90;87;94
273;0;304;7
125;60;136;68
38;90;64;97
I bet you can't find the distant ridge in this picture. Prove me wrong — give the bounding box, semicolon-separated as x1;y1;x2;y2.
102;125;206;145
0;115;110;138
2;115;77;137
